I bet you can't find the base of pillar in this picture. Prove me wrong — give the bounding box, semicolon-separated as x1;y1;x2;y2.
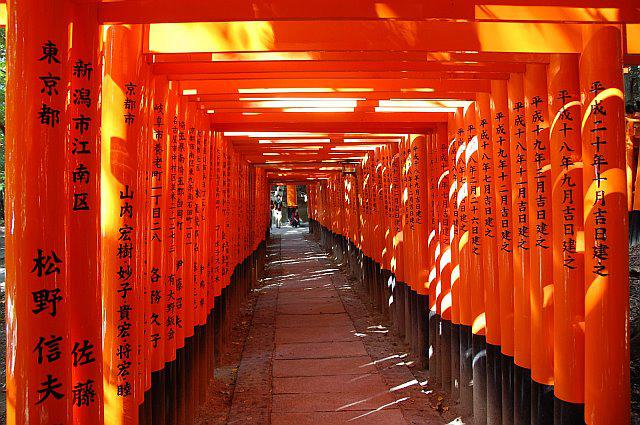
501;354;515;425
554;397;585;425
531;380;554;424
486;343;502;425
472;333;488;425
440;318;452;392
514;364;532;425
450;322;461;400
429;310;440;388
459;324;474;417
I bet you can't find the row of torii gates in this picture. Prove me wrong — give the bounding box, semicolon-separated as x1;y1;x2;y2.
3;1;640;424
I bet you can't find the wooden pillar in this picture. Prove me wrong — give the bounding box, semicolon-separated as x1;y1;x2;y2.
6;1;73;423
100;24;146;424
579;25;630;425
67;3;105;423
490;79;515;425
436;126;453;393
477;91;502;425
467;102;487;425
448;110;463;400
524;63;555;423
456;107;474;416
548;53;586;424
508;72;532;425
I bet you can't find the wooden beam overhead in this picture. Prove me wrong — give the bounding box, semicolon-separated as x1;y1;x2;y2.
152;60;527;75
180;78;491;94
99;0;640;24
148;21;599;55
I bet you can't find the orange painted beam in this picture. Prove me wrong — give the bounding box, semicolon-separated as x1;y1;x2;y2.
211;122;438;133
180;79;491;94
192;92;479;102
147;21;594;54
167;71;511;81
149;51;551;64
152;60;526;75
99;0;474;24
207;111;448;125
475;1;640;23
99;0;640;24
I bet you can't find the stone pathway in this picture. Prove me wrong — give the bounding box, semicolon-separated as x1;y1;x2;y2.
226;225;452;425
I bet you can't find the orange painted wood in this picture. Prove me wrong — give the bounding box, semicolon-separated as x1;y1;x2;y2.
548;53;585;404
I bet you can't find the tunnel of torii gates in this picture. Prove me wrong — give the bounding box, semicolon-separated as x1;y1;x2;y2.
4;0;640;424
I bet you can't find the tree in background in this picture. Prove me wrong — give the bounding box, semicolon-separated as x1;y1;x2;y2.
626;66;640;112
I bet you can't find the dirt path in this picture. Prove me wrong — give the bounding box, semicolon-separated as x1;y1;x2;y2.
216;225;460;425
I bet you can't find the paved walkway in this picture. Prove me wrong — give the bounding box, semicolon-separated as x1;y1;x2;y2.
225;225;451;425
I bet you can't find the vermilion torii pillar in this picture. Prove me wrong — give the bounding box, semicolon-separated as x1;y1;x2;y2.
477;91;502;425
548;53;586;423
490;79;515;425
524;63;555;423
6;1;73;423
67;3;104;424
580;25;630;425
101;23;146;424
508;72;532;425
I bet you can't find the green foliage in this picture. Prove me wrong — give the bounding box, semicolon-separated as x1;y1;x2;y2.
627;65;640;112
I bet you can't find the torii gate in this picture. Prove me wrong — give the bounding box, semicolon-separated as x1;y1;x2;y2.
2;1;638;424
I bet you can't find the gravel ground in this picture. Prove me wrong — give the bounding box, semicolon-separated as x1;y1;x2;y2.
314;231;463;425
194;269;270;424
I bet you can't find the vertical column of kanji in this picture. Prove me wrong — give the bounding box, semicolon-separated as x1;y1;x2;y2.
466;102;487;424
351;166;360;259
195;119;208;404
138;69;153;411
185;105;198;420
412;137;427;367
425;132;440;387
380;147;391;284
391;151;406;338
580;26;630;425
174;96;190;423
222;139;232;351
372;149;383;309
184;110;196;344
402;138;417;349
191;124;201;334
213;134;223;300
547;54;585;423
436;125;453;391
508;72;532;425
204;129;216;386
162;82;179;425
448;112;462;399
5;1;72;423
100;24;146;424
65;3;104;422
198;123;207;327
147;75;167;424
490;79;515;425
212;133;222;377
379;148;388;302
361;154;371;298
524;63;555;423
477;92;502;425
455;108;473;416
387;146;398;306
412;136;429;296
